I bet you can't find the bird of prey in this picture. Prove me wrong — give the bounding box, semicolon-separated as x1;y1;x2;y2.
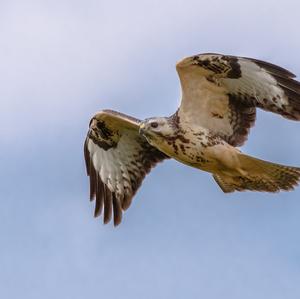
84;53;300;226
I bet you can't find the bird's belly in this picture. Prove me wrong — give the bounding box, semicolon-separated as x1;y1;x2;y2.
156;129;243;175
159;138;222;173
172;148;219;173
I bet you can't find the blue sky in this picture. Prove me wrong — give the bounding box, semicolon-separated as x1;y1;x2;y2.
1;0;300;298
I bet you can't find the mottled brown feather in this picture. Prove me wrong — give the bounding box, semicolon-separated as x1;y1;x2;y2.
84;111;168;226
227;95;256;146
178;53;300;146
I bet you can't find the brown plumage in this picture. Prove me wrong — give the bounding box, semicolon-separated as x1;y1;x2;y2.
84;111;168;226
84;53;300;226
213;154;300;193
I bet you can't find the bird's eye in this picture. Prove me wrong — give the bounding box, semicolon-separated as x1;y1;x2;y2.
150;122;158;128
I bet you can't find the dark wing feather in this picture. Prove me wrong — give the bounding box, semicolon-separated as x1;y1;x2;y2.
84;110;168;226
247;57;296;79
177;53;300;147
227;94;256;146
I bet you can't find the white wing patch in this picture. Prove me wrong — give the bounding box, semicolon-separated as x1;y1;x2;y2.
84;110;167;226
221;59;288;109
177;53;300;146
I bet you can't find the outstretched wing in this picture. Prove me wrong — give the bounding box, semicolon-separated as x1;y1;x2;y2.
177;53;300;146
84;110;168;226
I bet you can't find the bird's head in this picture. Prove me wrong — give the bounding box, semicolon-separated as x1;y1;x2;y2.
139;117;176;145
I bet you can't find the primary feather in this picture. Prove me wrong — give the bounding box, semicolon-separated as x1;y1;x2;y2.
85;53;300;226
84;110;168;226
177;53;300;146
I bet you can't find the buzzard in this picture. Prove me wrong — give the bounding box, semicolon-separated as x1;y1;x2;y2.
84;53;300;226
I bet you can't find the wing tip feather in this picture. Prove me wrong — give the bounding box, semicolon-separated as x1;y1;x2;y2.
84;110;167;226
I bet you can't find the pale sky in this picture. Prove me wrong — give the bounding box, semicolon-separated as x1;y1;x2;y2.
1;0;300;298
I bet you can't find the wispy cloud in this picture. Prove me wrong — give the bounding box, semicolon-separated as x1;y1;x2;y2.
1;1;300;298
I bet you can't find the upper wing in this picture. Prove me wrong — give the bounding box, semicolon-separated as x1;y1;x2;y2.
176;53;300;146
84;110;168;226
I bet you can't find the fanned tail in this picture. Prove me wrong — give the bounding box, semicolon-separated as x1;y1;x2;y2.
213;154;300;193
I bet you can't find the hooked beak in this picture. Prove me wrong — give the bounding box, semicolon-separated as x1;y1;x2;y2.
139;122;146;135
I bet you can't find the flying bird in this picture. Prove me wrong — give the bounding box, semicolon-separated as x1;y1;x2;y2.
84;53;300;226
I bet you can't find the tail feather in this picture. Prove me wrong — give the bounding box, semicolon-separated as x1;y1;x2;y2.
213;154;300;193
213;174;236;193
